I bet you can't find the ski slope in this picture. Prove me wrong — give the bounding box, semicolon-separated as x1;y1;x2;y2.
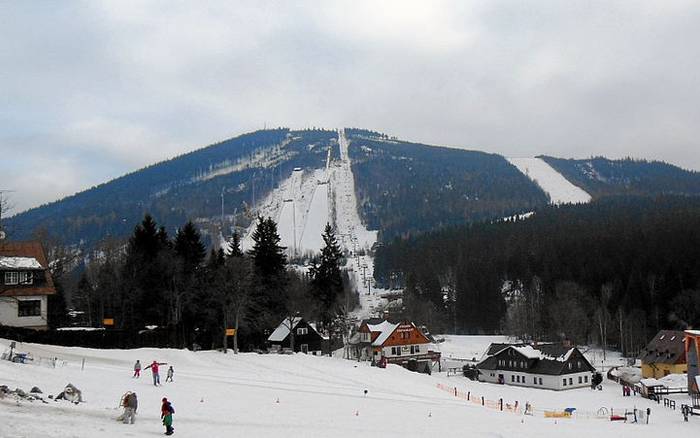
298;181;329;254
1;338;696;438
508;158;592;205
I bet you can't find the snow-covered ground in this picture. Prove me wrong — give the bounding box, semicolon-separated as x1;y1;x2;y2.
508;157;592;205
1;338;696;438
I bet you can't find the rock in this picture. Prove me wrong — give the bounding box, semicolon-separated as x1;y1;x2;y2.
30;386;42;394
15;388;26;397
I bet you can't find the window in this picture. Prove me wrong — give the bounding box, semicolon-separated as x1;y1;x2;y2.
521;361;525;368
18;300;41;317
511;375;515;382
539;378;543;385
391;347;397;355
584;376;588;383
415;345;420;353
577;360;581;369
533;377;537;384
401;332;410;340
569;378;573;385
19;271;33;285
578;376;582;384
568;362;572;369
5;272;18;285
563;379;567;386
296;327;308;335
516;376;520;383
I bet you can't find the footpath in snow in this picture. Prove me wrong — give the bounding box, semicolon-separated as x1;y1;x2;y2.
508;157;591;205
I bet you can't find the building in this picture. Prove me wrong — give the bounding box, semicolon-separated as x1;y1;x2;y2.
640;330;687;378
476;343;596;390
685;330;700;396
267;317;327;355
0;241;56;330
354;319;440;367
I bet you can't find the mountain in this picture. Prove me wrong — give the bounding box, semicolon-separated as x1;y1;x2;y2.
540;156;700;198
5;128;700;250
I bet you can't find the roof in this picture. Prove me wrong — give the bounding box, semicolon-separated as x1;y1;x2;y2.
0;241;56;297
0;257;42;270
367;321;399;346
640;330;686;365
268;317;302;342
477;343;595;375
685;330;700;337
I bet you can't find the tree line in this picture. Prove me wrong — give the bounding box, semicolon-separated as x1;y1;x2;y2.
67;214;352;352
375;195;700;356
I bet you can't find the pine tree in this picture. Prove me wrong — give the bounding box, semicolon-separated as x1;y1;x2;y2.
227;232;243;258
174;221;206;274
248;216;288;327
310;223;344;336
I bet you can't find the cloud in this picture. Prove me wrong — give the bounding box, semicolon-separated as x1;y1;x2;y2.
1;0;700;213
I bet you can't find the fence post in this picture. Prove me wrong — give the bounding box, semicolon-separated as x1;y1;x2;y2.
455;387;457;397
499;398;503;411
81;358;85;371
467;391;470;401
482;396;485;406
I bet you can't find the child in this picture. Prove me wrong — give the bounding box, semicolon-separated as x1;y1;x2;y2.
166;366;174;383
133;360;141;378
122;392;138;424
161;397;175;435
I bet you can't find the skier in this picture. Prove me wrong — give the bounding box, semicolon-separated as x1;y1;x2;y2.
133;360;142;378
145;360;167;386
166;366;174;383
122;392;138;424
161;397;175;435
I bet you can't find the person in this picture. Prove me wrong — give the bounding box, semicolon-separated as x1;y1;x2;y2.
121;392;138;424
161;397;175;435
133;360;142;378
166;366;174;383
145;360;167;386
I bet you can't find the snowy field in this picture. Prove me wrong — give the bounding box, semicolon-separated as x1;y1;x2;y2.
1;337;697;437
508;157;592;204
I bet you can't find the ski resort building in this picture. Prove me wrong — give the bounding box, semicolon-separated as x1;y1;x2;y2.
640;330;687;378
476;343;596;390
267;317;327;355
349;319;440;367
0;241;56;330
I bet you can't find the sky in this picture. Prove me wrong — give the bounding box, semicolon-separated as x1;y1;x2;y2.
2;0;700;214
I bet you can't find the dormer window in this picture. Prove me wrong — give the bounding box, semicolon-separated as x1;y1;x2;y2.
296;327;308;335
4;272;18;285
19;272;33;285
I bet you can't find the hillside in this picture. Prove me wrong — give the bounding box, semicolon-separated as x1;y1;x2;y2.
540;156;700;199
1;338;694;437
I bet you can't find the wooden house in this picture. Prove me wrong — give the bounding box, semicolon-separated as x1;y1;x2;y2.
476;343;596;390
0;241;56;330
355;319;439;367
640;330;687;378
267;317;327;355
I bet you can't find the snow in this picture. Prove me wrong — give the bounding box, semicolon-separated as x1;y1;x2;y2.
298;181;329;254
267;317;302;342
508;157;592;205
0;256;42;269
1;337;697;438
367;321;399;346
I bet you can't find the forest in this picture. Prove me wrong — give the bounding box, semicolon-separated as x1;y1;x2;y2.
39;214;353;352
374;195;700;356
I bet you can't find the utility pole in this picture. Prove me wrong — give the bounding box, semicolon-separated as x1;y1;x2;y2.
221;186;226;231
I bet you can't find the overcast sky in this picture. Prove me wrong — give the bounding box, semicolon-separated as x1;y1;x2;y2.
2;1;700;214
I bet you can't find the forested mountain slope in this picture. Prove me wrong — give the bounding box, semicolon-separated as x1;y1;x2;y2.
540;156;700;198
346;129;549;239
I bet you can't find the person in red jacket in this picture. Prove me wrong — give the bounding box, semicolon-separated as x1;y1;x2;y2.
144;360;167;386
161;397;175;435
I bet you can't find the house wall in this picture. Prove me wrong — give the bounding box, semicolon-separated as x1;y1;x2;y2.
641;362;687;379
381;324;430;347
687;336;699;393
479;369;592;390
0;295;48;329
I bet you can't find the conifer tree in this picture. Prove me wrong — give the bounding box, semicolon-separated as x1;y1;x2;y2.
310;223;344;333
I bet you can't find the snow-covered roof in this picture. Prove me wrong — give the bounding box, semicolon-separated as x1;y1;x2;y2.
0;256;43;270
685;329;700;336
268;317;302;342
512;345;574;362
368;321;399;346
640;374;687;389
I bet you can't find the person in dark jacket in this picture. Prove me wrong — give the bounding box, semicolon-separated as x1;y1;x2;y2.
161;397;174;435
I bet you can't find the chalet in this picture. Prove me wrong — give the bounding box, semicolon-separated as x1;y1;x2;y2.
0;241;56;330
354;319;440;367
640;330;687;378
476;343;596;390
267;317;327;355
686;330;700;395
